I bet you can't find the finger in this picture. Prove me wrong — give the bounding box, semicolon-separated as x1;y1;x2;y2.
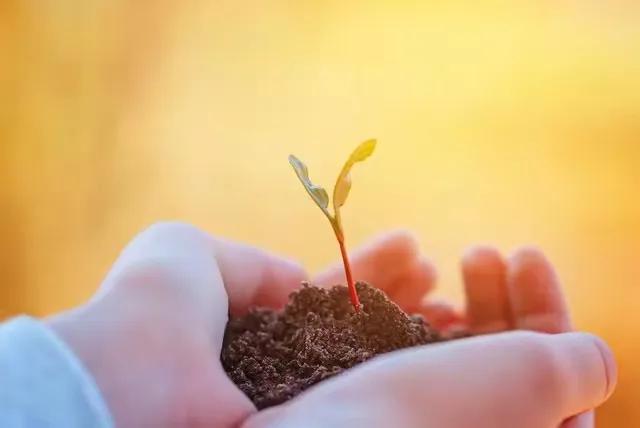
507;247;571;333
314;230;435;305
461;246;513;333
100;222;230;335
102;222;306;327
213;237;307;315
561;412;594;428
313;230;422;288
243;332;616;428
417;300;465;331
545;333;617;415
89;222;258;424
384;257;437;311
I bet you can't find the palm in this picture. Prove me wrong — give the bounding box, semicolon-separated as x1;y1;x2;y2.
229;231;576;427
205;230;574;427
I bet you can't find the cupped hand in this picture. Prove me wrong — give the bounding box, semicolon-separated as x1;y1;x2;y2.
48;222;307;427
249;235;616;428
46;224;616;428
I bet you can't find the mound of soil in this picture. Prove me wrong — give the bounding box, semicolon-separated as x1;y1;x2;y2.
222;282;454;409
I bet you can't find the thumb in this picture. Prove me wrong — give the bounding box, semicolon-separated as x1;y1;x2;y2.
58;222;305;427
100;222;306;346
244;331;616;428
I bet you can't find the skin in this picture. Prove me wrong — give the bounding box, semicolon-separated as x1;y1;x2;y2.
47;223;617;427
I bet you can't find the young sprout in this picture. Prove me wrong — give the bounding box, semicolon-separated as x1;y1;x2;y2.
288;139;377;312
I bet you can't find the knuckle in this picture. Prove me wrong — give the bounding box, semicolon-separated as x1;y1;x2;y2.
513;245;544;258
514;332;566;406
509;245;547;269
113;257;190;289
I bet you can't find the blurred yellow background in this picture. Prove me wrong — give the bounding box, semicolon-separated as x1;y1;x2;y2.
1;1;638;425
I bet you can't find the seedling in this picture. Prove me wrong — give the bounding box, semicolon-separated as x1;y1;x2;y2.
288;139;377;312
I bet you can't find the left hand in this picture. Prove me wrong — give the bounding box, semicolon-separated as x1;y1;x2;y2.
48;222;307;427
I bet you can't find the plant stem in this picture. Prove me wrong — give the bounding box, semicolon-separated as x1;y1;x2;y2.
335;231;361;312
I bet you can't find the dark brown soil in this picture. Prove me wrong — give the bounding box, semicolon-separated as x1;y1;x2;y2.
222;282;450;409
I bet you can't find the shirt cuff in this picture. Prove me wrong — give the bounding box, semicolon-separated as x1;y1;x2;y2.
0;316;113;427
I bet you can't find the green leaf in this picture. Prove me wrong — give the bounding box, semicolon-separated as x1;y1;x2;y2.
333;139;377;209
288;155;330;214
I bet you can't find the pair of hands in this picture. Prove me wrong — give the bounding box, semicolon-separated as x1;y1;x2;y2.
47;222;616;428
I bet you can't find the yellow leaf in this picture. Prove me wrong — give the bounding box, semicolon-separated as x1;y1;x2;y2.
333;173;352;210
333;139;377;209
348;139;377;163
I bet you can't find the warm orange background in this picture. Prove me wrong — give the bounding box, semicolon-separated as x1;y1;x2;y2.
1;1;638;425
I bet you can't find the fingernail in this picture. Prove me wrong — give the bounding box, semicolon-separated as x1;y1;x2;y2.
590;335;617;400
561;412;594;428
507;245;546;272
461;245;504;273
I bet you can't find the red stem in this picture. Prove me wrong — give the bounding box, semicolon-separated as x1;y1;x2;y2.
337;234;361;312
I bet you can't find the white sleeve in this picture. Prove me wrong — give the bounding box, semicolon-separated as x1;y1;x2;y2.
0;316;113;428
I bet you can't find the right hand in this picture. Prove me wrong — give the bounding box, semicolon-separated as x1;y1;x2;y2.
244;238;617;428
